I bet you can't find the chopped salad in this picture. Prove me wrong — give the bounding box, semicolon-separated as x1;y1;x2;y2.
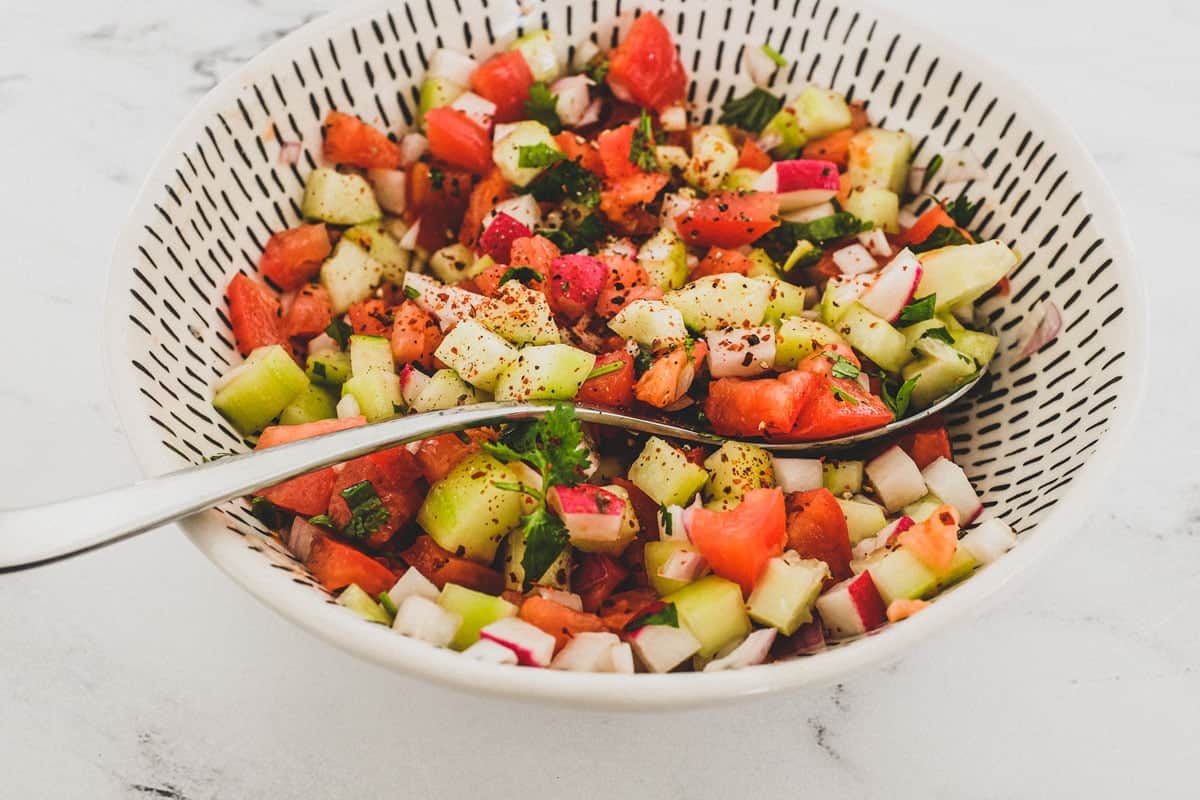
211;13;1018;673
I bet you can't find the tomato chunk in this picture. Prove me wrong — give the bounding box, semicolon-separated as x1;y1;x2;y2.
595;254;652;318
778;354;894;441
897;505;960;572
705;371;817;438
470;51;535;123
519;596;609;652
401;535;505;595
691;246;754;279
255;416;367;517
424;107;493;175
606;13;688;111
281;283;333;339
323;110;402;169
598;588;659;632
413;432;479;484
259;224;331;291
784;488;852;582
675;192;780;249
736;139;773;172
226;273;285;356
576;350;635;409
347;298;392;337
306;536;397;596
572;553;630;613
390;300;441;370
897;421;953;469
460;167;511;247
898;204;973;247
687;488;788;595
328;446;425;549
599;172;669;235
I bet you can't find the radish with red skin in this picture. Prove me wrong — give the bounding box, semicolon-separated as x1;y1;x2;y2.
550;631;621;672
921;457;983;522
814;571;888;638
858;249;924;321
548;484;628;545
865;446;928;512
392;595;463;648
478;212;532;263
461;638;519;665
752;159;841;210
628;623;701;673
548;254;608;319
478;617;557;667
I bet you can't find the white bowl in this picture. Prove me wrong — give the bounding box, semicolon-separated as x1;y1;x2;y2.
104;0;1145;709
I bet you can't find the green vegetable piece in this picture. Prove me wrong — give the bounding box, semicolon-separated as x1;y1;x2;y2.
213;345;310;434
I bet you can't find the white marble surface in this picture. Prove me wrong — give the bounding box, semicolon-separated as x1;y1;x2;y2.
0;0;1196;797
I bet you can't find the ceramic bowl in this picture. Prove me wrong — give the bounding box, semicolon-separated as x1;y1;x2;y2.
104;0;1145;708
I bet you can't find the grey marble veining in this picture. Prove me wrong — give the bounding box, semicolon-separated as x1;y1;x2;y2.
0;1;1196;797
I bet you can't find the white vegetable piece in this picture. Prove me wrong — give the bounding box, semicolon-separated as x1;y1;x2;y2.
610;642;636;674
399;365;431;407
959;518;1017;564
392;596;462;648
659;103;688;131
428;48;478;87
628;624;702;673
366;169;407;215
832;243;879;275
534;587;585;612
858;249;923;322
660;191;697;234
550;632;621;672
388;568;440;606
857;228;893;258
658;504;690;542
771;457;824;494
921;457;983;522
398;218;421;250
780;201;836;223
483;194;542;232
479;617;558;667
450;91;498;131
404;272;486;331
400;132;428;167
335;394;361;420
658;548;708;584
551;74;593;126
705;326;777;378
461;638;519;665
745;45;780;87
433;319;517;391
702;629;777;672
866;446;928;512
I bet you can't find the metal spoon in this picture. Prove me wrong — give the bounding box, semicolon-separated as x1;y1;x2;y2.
0;370;984;572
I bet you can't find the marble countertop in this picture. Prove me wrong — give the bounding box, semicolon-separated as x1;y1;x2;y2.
1;1;1196;797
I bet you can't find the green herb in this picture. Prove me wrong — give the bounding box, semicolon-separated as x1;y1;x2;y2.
518;508;570;587
339;480;391;541
499;266;543;286
831;386;860;405
634;347;655;373
517;160;601;207
881;374;920;417
718;87;783;133
624;602;679;632
629;110;658;172
943;195;983;229
830;355;861;380
757;212;870;262
524;81;562;134
378;591;398;618
911;225;970;254
517;143;565;169
307;514;334;528
250;496;283;529
536;211;605;252
658;504;673;538
920;154;944;191
402;285;420;300
761;44;788;68
586;359;625;380
586;57;610;84
325;318;352;349
429;166;445;191
921;326;956;345
896;295;937;327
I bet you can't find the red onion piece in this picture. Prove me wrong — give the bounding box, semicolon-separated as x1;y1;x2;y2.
1016;300;1063;360
278;141;301;165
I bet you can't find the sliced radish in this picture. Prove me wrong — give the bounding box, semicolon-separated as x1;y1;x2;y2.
461;638;518;665
658;504;690;542
551;74;593;127
1015;300;1063;360
534;586;585;612
658;549;708;583
921;457;983;523
550;631;621;672
705;326;777;378
865;446;927;512
400;132;428;167
660;192;697;234
814;571;887;639
832;243;879;275
402;272;485;330
858;248;923;321
392;596;462;648
745;46;780;87
335;393;361;420
548;484;628;545
479;617;557;667
398;364;431;407
659;103;688;131
398;218;421;250
702;628;777;671
779;201;838;223
428;48;477;87
771;457;824;493
857;228;893;258
628;624;701;673
306;332;339;357
599;237;638;259
610;642;635;674
753;160;841;211
387;567;440;605
479;211;534;262
960;518;1017;564
482;194;541;233
450;91;497;132
366;168;407;215
576;98;603;128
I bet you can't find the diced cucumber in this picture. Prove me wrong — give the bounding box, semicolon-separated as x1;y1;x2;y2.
499;526;571;591
343;222;410;284
917;240;1017;310
664;274;772;330
665;576;752;658
761;86;853;156
608;299;688;349
510;29;562;82
746;249;781;279
685;127;739;192
476;281;560;345
408;368;482;413
774;317;846;368
493;120;559;187
213;345;310;434
418;453;526;563
835;302;910;373
419;77;465;122
903;494;943;523
953;329;999;368
278;383;338;426
644;540;702;596
842;187;900;234
823;460;864;496
439;583;518;651
321;238;384;314
493;344;596;401
759;278;807;324
301;168;381;226
722;167;762;191
628;436;709;506
433;319;518;392
341;371;402;422
835;497;888;544
936;545;978;588
349;334;394;376
868;547;938;604
427;243;478;285
902;318;953;352
819;274;872;325
703;442;774;511
337;583;391;624
655;144;690;173
306;350;352;385
637;227;689;291
784;239;820;274
901;336;977;409
847;128;914;194
746;554;830;635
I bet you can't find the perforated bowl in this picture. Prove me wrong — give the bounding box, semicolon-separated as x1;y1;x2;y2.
104;0;1145;708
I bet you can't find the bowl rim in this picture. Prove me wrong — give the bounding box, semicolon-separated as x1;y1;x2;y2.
103;0;1147;709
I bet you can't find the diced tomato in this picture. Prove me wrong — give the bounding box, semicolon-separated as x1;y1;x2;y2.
226;273;285;356
328;446;425;549
595;254;652;318
470;262;512;298
519;596;609;652
736;138;773;172
849;101;870;131
778;353;894;441
390;300;441;370
423;107;493;175
597;123;642;180
705;370;817;438
507;234;561;282
305;535;397;596
634;347;688;409
886;598;929;622
599;172;669;235
576;350;635;409
281;283;333;339
259;471;336;517
675;191;780;249
784;488;852;582
257;416;366;450
322;110;402;169
548;253;607;319
897;204;973;247
400;535;505;595
478;212;532;263
606;12;688;111
691;246;754;279
897;505;960;572
459;168;511;247
687;488;787;595
470;50;535;123
413;432;479;484
598;587;660;632
554;131;604;174
572;553;630;613
347;298;392;337
897;422;952;469
802;128;855;170
408;162;471;250
259;224;331;291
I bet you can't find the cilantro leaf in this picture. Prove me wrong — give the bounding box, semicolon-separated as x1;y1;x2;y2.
586;57;610;84
910;225;971;254
339;480;391;541
307;514;334;528
517;143;565;169
881;374;920;417
524;81;562;133
920;326;956;345
520;508;570;589
830;355;861;380
761;44;788;68
250;496;283;529
537;404;590;487
831;386;860;405
536;210;605;252
920;154;944;191
586;359;625;380
429;166;445;191
517;160;601;207
943;195;983;229
658;504;673;538
757;212;870;263
325;318;352;349
624;601;679;632
499;266;543;286
896;295;937;327
629;110;658;172
718;87;783;133
402;285;420;300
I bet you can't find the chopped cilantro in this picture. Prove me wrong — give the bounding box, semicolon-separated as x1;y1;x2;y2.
921;326;956;345
831;386;860;405
718;87;783;133
920;154;944;191
830;355;861;380
499;266;543;286
586;56;610;84
250;497;283;529
943;195;983;229
307;514;334;528
517;159;601;207
911;225;971;254
761;44;788;68
518;508;570;587
517;143;565;169
524;81;562;133
586;359;624;380
429;166;445;191
624;601;679;632
896;295;937;327
324;318;352;349
339;480;391;541
881;374;920;417
634;347;655;373
378;591;398;618
536;211;605;252
629;110;658;172
757;212;870;262
658;504;673;538
402;285;420;300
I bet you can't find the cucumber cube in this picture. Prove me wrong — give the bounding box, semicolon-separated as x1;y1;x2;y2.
493;344;596;401
643;540;702;596
774;317;846;369
822;460;864;496
836;302;910;373
510;29;562;82
835;497;888;544
418;453;525;563
638;227;689;291
349;334;395;376
868;547;938;604
302;168;381;226
499;526;571;592
916;240;1017;310
278;383;338;426
607;299;688;349
793;86;854;139
476;281;560;345
703;441;775;511
336;584;391;624
746;554;830;635
321;238;384;314
408;368;482;413
665;576;752;658
847;128;914;195
341;371;402;422
628;437;709;506
306;351;352;385
953;330;1000;368
664;274;772;330
901;336;977;409
843;186;900;234
438;583;518;651
902;319;953;352
213;344;310;434
760;278;807;324
746;249;781;279
936;545;978;588
433;319;518;392
722;167;763;191
493;120;559;187
904;494;944;522
427;243;479;285
343;222;411;284
418;77;465;122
